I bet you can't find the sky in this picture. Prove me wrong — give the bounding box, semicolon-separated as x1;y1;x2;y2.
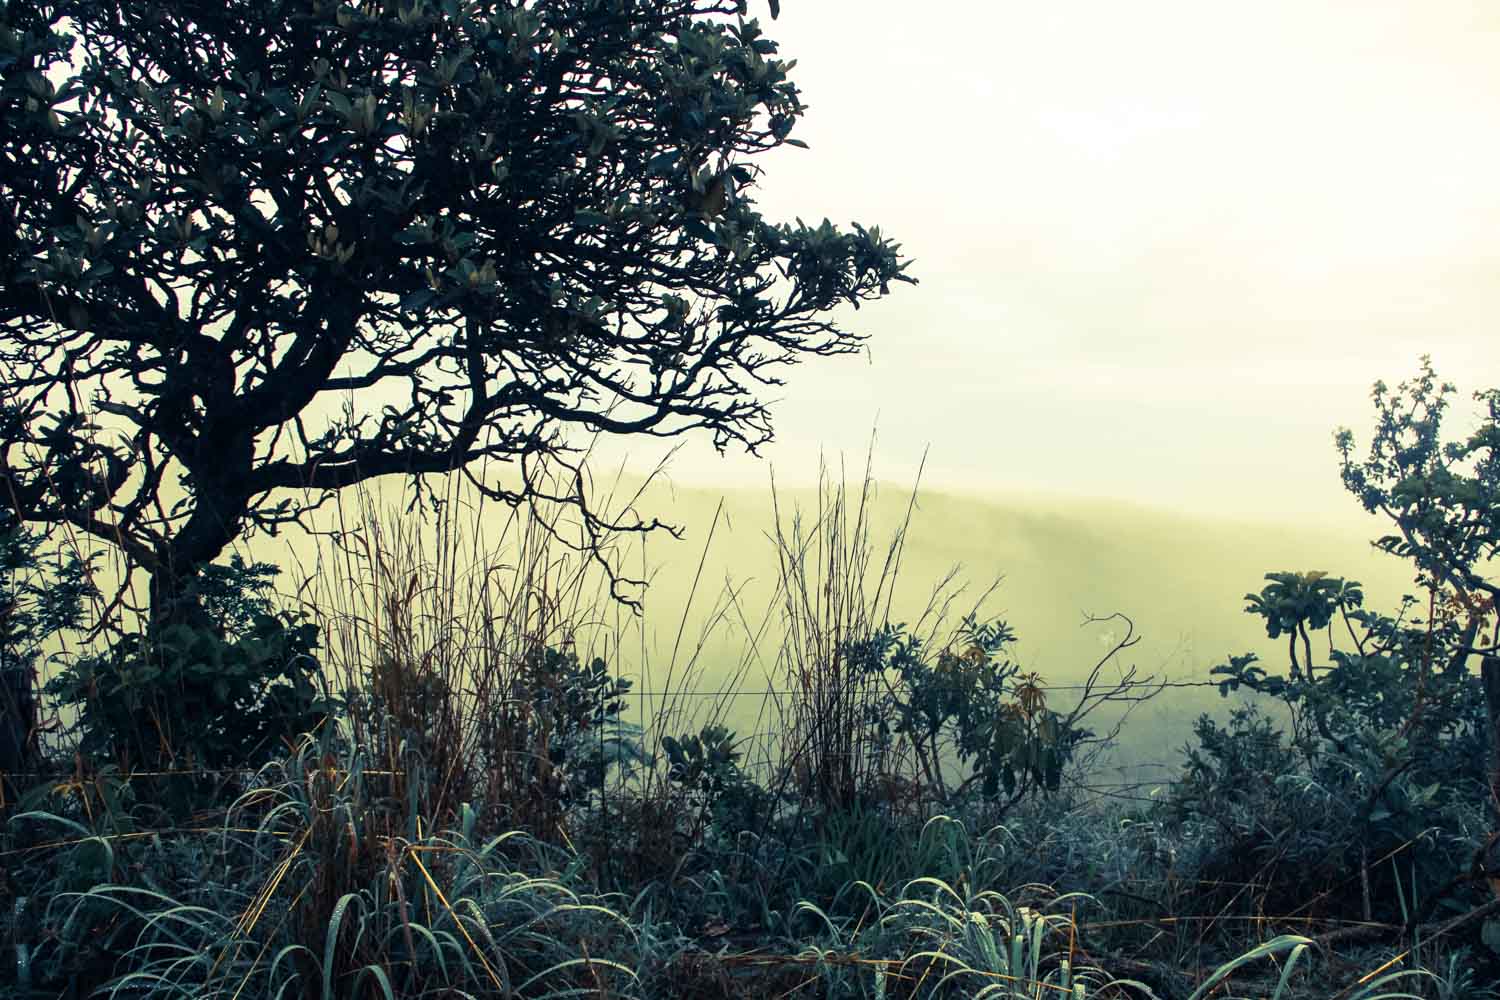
594;0;1500;524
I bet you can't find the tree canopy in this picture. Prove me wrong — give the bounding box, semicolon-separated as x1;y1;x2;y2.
1336;356;1500;661
0;0;912;620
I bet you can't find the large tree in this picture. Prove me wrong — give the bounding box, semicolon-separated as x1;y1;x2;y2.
0;0;911;625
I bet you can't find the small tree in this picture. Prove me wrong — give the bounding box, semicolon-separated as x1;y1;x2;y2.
1197;358;1500;921
1336;357;1500;901
1335;357;1500;659
0;0;912;629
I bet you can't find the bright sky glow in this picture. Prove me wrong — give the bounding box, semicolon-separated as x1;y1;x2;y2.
596;0;1500;524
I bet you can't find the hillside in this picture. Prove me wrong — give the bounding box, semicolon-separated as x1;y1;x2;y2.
275;469;1419;778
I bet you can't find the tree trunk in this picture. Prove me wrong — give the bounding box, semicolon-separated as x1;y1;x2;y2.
147;566;221;636
1482;656;1500;899
147;490;248;636
0;662;36;805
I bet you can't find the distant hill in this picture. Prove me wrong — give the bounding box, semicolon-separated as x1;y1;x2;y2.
276;471;1422;781
549;475;1419;777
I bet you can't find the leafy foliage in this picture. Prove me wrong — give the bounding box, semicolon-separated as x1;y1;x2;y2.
481;644;644;817
42;558;331;812
1170;358;1500;928
1242;570;1363;678
842;616;1089;807
1221;577;1488;781
0;521;97;656
661;722;766;834
1336;356;1500;608
0;0;913;623
0;519;97;785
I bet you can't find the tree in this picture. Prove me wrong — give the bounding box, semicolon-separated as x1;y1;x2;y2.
1335;358;1500;904
1335;357;1500;662
1184;361;1500;924
0;0;912;628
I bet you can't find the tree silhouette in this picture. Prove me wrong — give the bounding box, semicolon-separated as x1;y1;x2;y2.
1336;356;1500;659
0;0;911;625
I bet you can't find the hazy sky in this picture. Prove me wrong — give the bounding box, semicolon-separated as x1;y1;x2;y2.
595;0;1500;524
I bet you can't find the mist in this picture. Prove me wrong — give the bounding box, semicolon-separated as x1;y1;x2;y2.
243;461;1421;783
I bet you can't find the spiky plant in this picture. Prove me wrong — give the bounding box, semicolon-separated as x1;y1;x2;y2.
18;718;643;999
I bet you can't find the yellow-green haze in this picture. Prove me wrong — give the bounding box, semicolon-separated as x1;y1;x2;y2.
249;467;1417;783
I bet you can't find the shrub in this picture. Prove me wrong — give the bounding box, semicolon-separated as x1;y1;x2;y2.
661;722;769;838
1166;571;1490;923
0;519;97;798
434;642;647;838
43;556;333;813
840;615;1092;812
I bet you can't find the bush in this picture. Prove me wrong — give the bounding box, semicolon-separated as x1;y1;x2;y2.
43;557;332;813
839;615;1091;810
455;643;645;835
1166;571;1491;923
0;519;97;797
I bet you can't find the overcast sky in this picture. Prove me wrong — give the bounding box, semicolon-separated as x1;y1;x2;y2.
594;0;1500;524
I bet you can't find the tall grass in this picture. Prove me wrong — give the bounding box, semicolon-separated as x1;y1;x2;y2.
18;720;643;999
285;466;658;837
3;460;1490;999
763;453;999;819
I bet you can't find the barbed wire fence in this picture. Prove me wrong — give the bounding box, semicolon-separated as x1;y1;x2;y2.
1;672;1254;800
5;661;1472;965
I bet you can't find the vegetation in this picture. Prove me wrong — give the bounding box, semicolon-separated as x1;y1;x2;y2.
0;359;1496;998
2;3;1496;998
0;0;911;634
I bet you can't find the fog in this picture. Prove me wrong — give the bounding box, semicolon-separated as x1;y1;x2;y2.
249;464;1421;782
584;0;1500;523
